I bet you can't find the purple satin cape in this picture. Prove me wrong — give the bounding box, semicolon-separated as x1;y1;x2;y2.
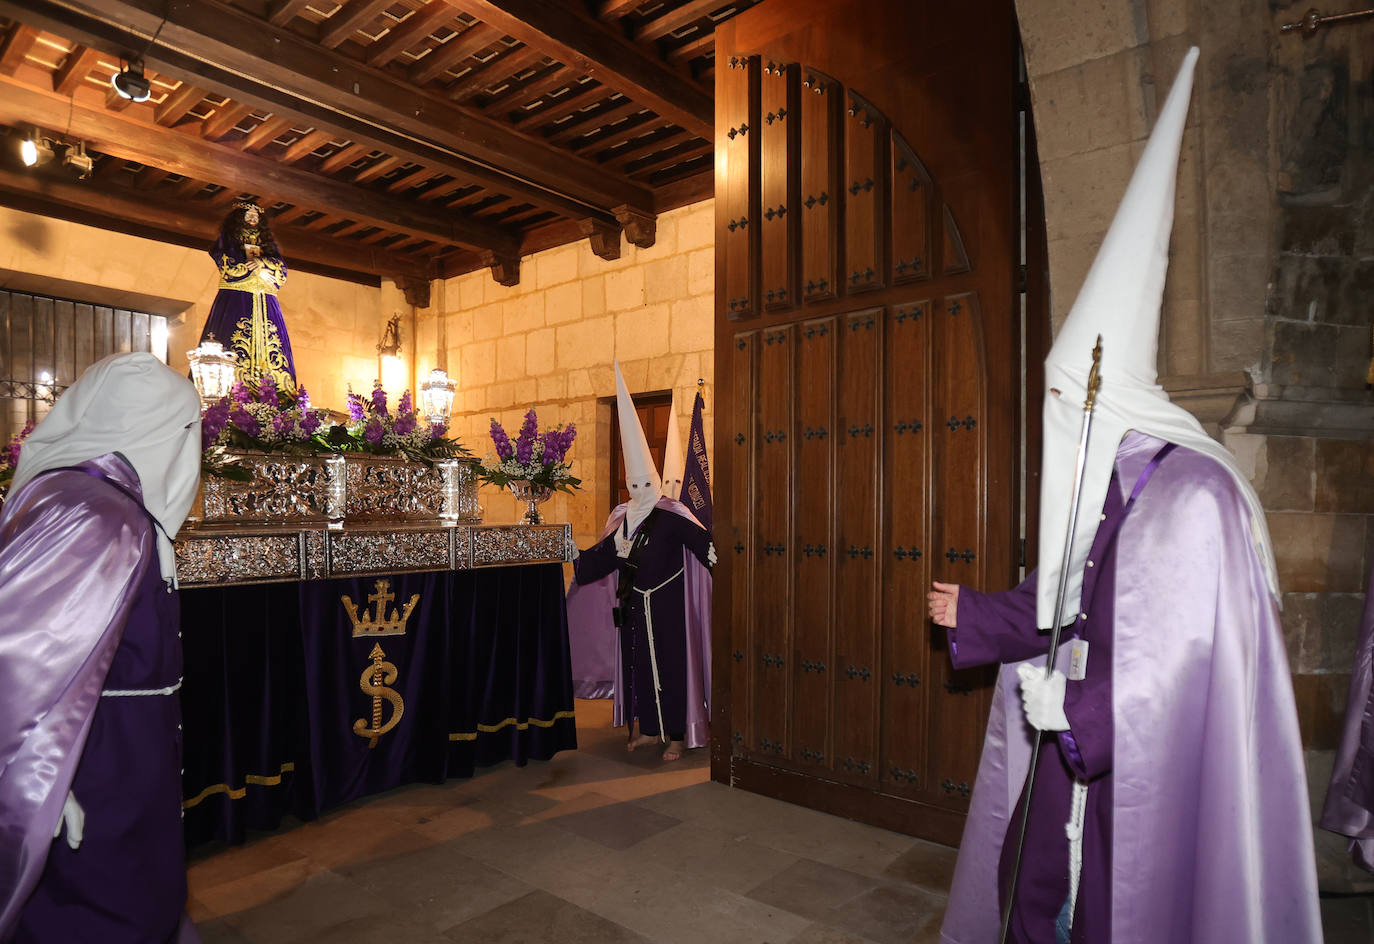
0;456;157;940
941;439;1321;944
565;498;712;748
1320;564;1374;871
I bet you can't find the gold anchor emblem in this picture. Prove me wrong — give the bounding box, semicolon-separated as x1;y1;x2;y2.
341;579;417;748
354;643;404;749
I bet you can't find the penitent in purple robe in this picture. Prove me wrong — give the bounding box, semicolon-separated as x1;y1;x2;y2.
0;455;197;943
197;234;296;392
1320;562;1374;872
572;500;712;745
941;432;1321;944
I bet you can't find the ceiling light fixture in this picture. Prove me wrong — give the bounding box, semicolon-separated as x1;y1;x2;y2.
19;132;54;168
111;58;151;102
61;140;93;179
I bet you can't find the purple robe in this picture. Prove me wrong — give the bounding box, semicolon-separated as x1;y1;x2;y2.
0;455;197;943
198;234;296;391
571;500;712;746
941;432;1321;944
1320;563;1374;871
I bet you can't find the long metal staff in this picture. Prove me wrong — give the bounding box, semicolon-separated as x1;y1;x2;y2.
998;336;1104;944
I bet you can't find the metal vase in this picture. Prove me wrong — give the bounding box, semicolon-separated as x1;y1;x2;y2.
507;481;553;525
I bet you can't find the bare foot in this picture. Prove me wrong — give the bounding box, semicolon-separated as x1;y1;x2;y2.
662;740;685;762
626;733;657;752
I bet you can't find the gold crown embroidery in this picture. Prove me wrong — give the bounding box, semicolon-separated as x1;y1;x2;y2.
342;579;419;637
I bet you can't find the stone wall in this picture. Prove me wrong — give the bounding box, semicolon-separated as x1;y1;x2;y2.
416;200;715;551
0;204;404;407
1016;0;1373;894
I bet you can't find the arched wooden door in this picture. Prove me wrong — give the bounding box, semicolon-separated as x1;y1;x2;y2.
712;0;1042;844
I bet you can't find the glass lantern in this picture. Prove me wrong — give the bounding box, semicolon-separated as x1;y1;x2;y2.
187;335;238;405
418;368;455;425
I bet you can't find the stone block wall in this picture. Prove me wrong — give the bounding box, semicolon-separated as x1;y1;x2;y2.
415;200;716;551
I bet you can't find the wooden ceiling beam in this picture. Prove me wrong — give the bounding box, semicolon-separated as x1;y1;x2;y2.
0;163;427;282
267;0;315;28
600;123;689;168
278;127;334;164
546;97;643;145
154;81;207;126
1;0;651;219
200;100;255;140
353;154;404;184
367;3;459;68
318;141;371;174
480;60;568;109
408;22;499;87
665;32;714;63
451;0;712;138
510;80;603;128
270;204;313;225
387;166;443;192
0;74;520;256
0;23;40;76
319;0;395;49
597;0;648;19
52;45;101;96
240;113;295;152
635;0;725;42
446;44;547;103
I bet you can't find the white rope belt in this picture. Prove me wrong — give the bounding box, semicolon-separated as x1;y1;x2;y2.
1065;778;1089;929
635;567;685;743
102;678;182;697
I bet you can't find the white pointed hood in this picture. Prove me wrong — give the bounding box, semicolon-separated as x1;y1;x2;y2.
661;389;685;500
1035;47;1277;628
615;361;661;534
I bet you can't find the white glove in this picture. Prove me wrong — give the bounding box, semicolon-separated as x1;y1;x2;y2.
570;545;580;561
53;791;84;850
707;542;717;567
1016;663;1069;732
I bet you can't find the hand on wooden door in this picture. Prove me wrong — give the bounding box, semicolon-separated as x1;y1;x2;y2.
927;581;960;627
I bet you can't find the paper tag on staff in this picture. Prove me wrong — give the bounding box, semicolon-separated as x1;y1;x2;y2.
1068;639;1089;681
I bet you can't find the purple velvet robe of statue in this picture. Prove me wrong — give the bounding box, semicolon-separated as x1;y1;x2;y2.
941;433;1322;944
0;455;197;943
198;234;296;391
1320;563;1374;871
570;500;712;746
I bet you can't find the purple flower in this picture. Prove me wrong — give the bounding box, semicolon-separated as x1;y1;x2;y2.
296;385;311;410
201;400;231;448
257;372;277;404
514;408;538;463
489;419;514;460
363;417;385;445
300;410;323;435
230;382;253;405
230;406;260;438
560;423;577;458
429;423;447;440
398;390;413;417
347;391;366;423
395;413;417;436
370;382;388;416
271;412;296;438
4;422;34;468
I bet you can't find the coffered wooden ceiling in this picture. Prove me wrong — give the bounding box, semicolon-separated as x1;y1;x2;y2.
0;0;756;290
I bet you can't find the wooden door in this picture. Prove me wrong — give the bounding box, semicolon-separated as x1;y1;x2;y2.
713;0;1039;844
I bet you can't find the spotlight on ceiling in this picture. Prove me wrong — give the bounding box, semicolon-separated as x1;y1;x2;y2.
62;141;93;180
111;59;151;103
19;133;54;168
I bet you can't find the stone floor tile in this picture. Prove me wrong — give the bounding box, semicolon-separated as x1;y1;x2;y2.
217;870;383;944
1321;893;1374;944
290;909;454;944
547;795;684;849
786;924;883;944
443;889;652;944
187;833;308;898
194;856;326;918
333;843;534;931
744;858;881;922
274;805;434;870
193;918;253;944
822;884;946;944
621;822;800;895
880;838;960;895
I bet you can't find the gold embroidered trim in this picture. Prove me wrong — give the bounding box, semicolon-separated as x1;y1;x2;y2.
227;288;295;393
182;761;296;810
447;710;576;741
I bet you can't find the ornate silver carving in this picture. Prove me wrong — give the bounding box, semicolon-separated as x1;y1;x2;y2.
439;459;483;524
344;455;481;524
470;524;572;567
174;523;570;586
175;532;304;586
328;528;453;575
201;452;345;526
